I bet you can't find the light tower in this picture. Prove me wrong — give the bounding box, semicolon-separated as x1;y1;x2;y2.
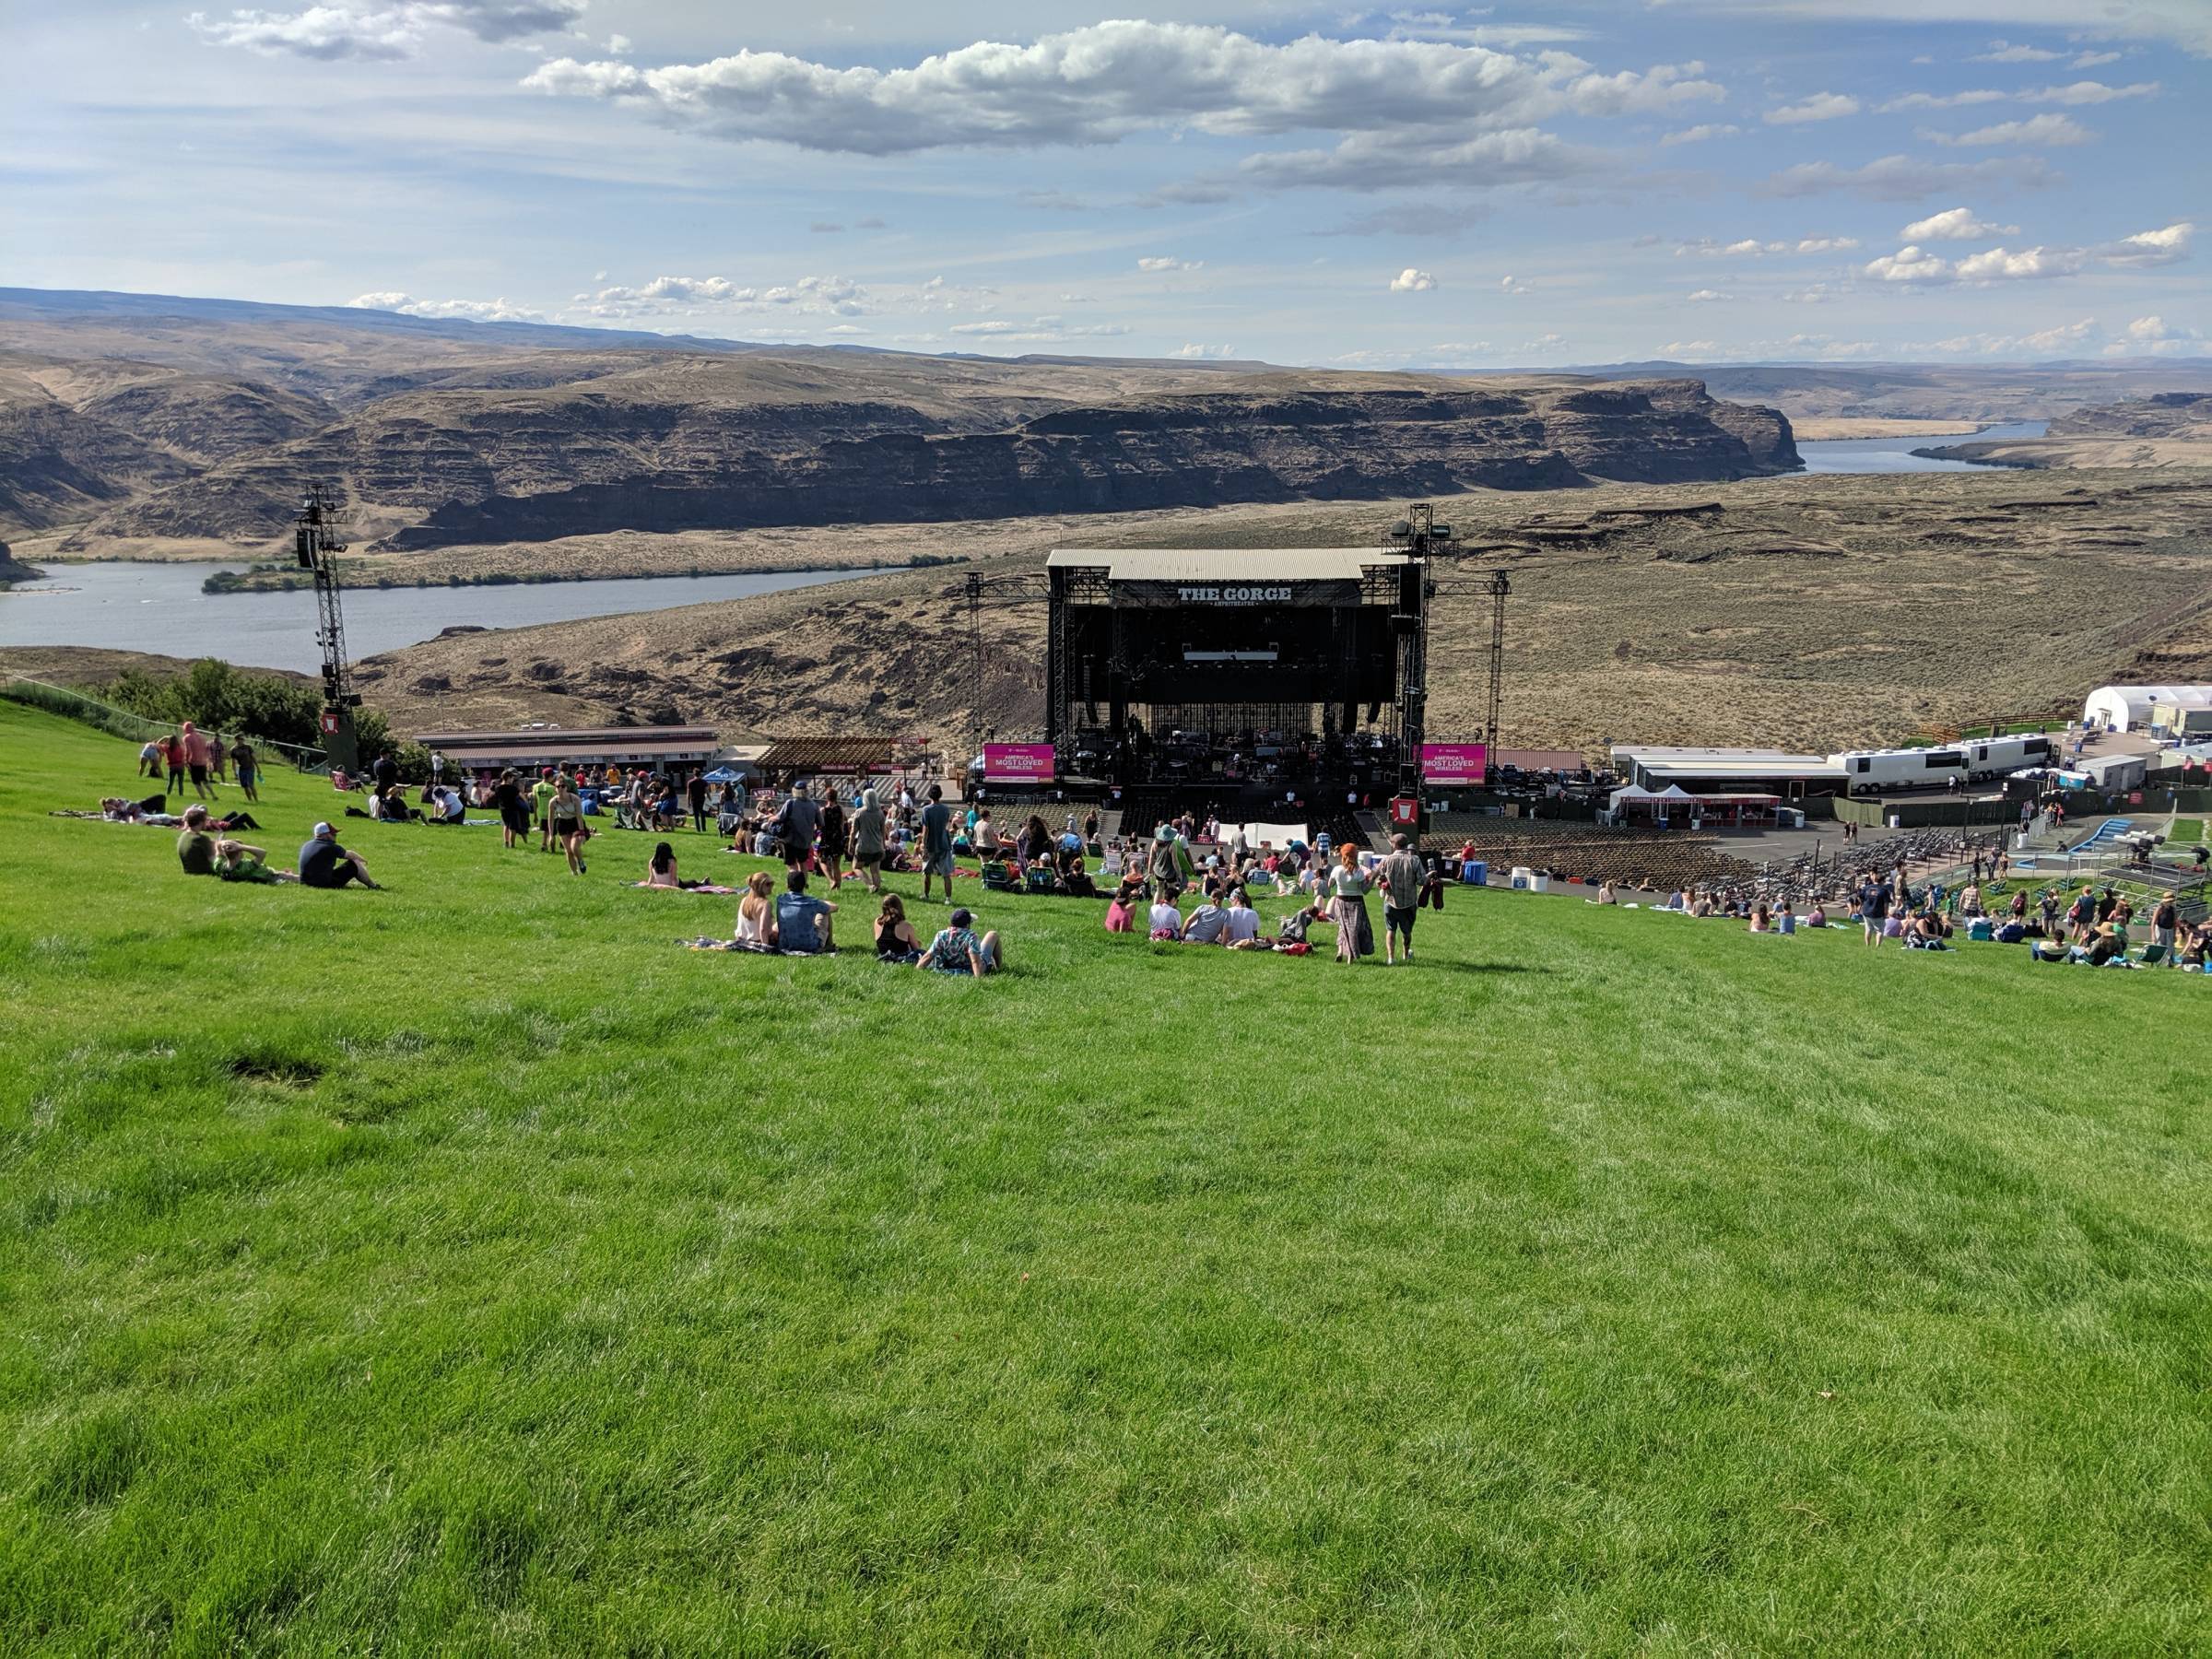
293;484;360;773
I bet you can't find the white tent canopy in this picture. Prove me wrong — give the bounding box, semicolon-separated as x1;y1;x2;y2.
1655;784;1699;801
2082;684;2212;733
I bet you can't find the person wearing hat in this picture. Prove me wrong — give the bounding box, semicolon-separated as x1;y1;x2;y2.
1375;832;1428;966
918;907;1001;977
1146;824;1184;904
297;822;382;889
774;780;821;874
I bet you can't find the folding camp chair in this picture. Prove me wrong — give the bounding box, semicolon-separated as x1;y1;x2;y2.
2136;943;2169;967
1023;865;1057;894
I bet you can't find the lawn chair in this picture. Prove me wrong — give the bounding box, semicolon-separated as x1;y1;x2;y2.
981;861;1018;892
2136;942;2168;967
1023;864;1057;894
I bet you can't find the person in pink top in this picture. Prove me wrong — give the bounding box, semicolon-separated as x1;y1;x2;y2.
179;722;217;801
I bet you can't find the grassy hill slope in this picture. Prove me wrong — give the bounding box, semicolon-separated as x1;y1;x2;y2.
2;701;2208;1653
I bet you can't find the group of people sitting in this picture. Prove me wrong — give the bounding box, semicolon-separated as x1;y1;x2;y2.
173;809;382;890
700;868;1002;974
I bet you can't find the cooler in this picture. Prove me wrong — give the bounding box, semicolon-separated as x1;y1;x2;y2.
1464;859;1488;886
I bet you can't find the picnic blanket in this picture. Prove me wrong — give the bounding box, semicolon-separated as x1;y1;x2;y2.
634;881;738;894
681;937;840;956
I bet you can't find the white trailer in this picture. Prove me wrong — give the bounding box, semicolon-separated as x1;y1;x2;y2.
1829;747;1969;796
1963;733;2056;780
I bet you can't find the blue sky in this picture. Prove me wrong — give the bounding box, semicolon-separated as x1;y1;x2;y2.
6;0;2206;365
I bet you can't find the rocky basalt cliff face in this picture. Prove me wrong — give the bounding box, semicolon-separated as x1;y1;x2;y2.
74;377;1796;552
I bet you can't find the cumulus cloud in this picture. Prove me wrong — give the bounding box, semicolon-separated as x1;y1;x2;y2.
1933;317;2097;355
522;22;1722;163
1171;343;1237;359
1677;234;1858;256
1863;245;1953;283
1228;126;1593;193
2106;221;2194;265
1765;92;1860;124
1925;112;2091;146
1389;267;1437;292
1686;288;1730;301
1136;255;1201;272
1659;122;1740;145
2073;51;2123;68
2108;315;2206;355
948;318;1133;342
1900;206;2020;240
1517;332;1568;355
1498;274;1529;294
1881;88;2008;111
2021;79;2159;104
1762;153;2056;199
192;0;583;59
347;290;543;322
576;272;870;317
1862;223;2190;285
1972;40;2064;64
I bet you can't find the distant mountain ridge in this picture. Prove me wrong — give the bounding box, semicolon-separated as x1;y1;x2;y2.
2;285;1797;553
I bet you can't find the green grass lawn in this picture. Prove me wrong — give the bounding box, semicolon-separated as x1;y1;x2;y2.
5;699;2210;1653
2169;817;2206;845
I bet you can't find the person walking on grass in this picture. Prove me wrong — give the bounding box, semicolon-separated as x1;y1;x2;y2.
818;786;847;890
1858;873;1890;947
180;722;217;801
550;773;588;876
1327;842;1376;964
491;769;529;850
208;732;229;783
920;783;956;903
231;739;260;803
532;768;558;852
850;787;887;893
687;769;709;834
162;733;187;799
1375;832;1428;966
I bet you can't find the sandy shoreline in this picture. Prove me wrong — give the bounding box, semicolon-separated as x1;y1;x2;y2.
1790;418;1988;441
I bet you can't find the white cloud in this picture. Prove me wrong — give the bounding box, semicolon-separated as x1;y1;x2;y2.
1659;123;1739;145
1762;153;2056;199
1517;332;1568;355
2106;221;2194;265
1925;112;2091;147
1136;255;1202;272
2021;79;2159;104
2073;51;2123;68
1972;40;2065;64
1861;222;2190;286
523;22;1723;161
949;318;1134;342
1766;92;1860;124
1881;88;2008;111
1389;267;1437;292
2108;315;2206;355
1677;234;1856;257
1864;245;1953;283
1230;126;1592;193
1794;235;1860;252
576;273;872;318
1171;343;1237;359
1686;288;1731;301
1498;273;1529;294
605;33;629;56
192;0;583;59
1900;206;2020;240
347;290;544;322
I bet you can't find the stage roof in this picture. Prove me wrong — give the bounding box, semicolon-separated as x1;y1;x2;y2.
1047;547;1408;583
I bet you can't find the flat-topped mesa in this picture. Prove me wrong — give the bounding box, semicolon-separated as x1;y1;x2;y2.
64;374;1796;554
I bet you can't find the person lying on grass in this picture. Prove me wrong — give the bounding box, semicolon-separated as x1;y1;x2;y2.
298;822;382;889
919;908;1001;977
215;834;299;884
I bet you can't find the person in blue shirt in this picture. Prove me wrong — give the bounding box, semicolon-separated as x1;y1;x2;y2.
774;870;837;953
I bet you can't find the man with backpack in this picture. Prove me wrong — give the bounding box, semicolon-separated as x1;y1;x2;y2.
772;781;821;874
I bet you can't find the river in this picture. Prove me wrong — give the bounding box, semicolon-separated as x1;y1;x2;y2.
1794;418;2048;474
0;563;881;675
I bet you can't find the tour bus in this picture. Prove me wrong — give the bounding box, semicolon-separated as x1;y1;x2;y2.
1830;747;1969;796
1829;734;2056;795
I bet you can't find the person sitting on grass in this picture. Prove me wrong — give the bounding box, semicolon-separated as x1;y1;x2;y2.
1182;891;1231;944
1747;901;1771;934
1223;887;1265;948
1275;900;1325;949
918;907;1001;977
734;871;778;947
1147;891;1182;941
874;893;921;962
176;804;221;874
644;841;711;890
775;870;837;954
1055;845;1097;898
298;822;382;889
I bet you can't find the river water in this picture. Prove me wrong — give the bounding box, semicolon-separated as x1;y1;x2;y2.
0;563;878;675
3;423;2050;672
1794;418;2048;474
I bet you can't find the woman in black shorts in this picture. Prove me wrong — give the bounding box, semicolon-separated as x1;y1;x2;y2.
550;774;588;876
492;769;531;850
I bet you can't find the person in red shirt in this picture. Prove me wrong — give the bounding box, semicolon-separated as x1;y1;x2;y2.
162;734;188;798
